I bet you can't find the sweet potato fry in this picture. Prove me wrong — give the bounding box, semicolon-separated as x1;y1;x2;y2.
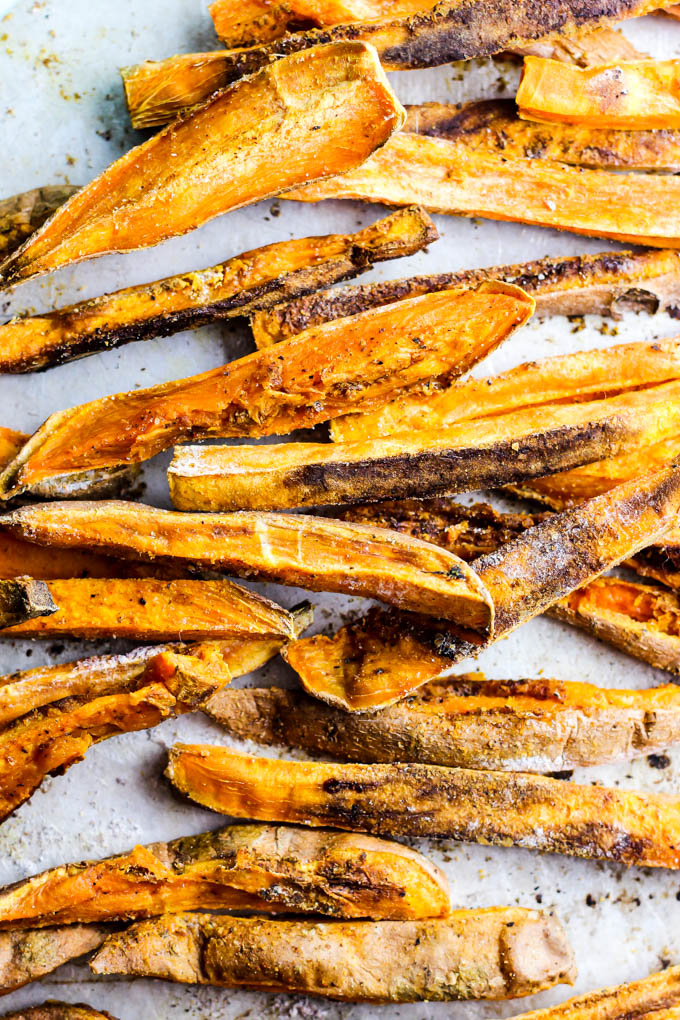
0;43;403;289
1;1005;116;1020
0;824;449;926
167;744;680;868
0;186;79;263
0;578;298;642
405;99;680;170
0;283;531;501
284;461;680;708
90;908;575;1000
506;965;680;1020
123;0;664;127
0;208;435;374
206;675;680;772
251;249;680;346
169;382;680;510
331;338;680;444
0;926;107;995
0;579;56;629
0;502;493;628
517;56;680;129
289;133;680;247
515;25;644;65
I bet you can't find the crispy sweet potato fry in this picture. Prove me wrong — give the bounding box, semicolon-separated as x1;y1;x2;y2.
0;208;435;374
289;133;680;246
0;43;403;289
90;908;575;1000
0;187;79;263
0;824;449;926
0;926;107;996
169;382;680;510
0;579;56;629
167;744;680;868
507;965;680;1020
0;283;531;501
123;0;665;127
2;1005;116;1020
331;338;680;444
515;25;644;65
284;461;680;708
0;503;493;628
0;578;298;642
206;676;680;772
518;56;680;129
251;249;680;346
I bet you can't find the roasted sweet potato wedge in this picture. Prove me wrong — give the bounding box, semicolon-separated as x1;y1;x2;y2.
0;926;107;995
506;966;680;1020
0;502;493;628
405;98;680;170
169;382;680;510
0;824;449;926
0;43;403;289
289;133;680;247
518;56;680;129
0;579;56;629
283;461;680;708
0;283;531;501
0;186;79;263
123;0;665;127
206;675;680;771
0;208;435;374
331;338;680;444
167;744;680;868
90;908;575;1000
252;248;680;346
1;1006;116;1020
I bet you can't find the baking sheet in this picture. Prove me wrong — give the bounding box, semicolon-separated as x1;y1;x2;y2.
2;3;680;1017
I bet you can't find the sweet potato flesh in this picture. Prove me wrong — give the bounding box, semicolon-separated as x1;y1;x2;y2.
1;578;296;641
0;207;435;374
168;745;680;868
517;56;680;130
289;132;680;247
0;43;403;288
0;283;532;500
0;825;449;926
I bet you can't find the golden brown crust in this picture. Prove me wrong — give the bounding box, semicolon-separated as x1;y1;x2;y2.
0;208;435;374
0;824;449;926
0;43;403;287
0;926;107;995
90;909;575;1001
0;579;56;629
1;1004;116;1020
166;744;680;869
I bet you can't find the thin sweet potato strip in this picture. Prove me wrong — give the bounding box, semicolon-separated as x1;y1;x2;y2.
517;56;680;129
0;502;493;628
0;208;435;374
251;248;680;346
0;186;79;263
0;42;404;288
167;745;680;868
506;965;680;1020
1;1005;117;1020
90;909;575;1000
123;0;665;128
288;133;680;247
169;381;680;510
515;25;645;65
0;579;56;629
206;676;680;772
0;824;449;926
0;926;108;996
0;282;532;501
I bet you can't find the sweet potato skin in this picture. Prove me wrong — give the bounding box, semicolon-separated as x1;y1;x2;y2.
1;1006;117;1020
0;824;449;926
0;579;56;629
0;208;435;374
0;187;79;262
289;132;680;247
90;908;575;1001
517;56;680;130
251;248;680;346
0;926;107;995
206;677;680;772
1;578;298;642
0;42;404;287
0;283;531;501
167;745;680;868
0;503;493;628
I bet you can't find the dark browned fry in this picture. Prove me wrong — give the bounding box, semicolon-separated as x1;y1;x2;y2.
0;186;79;262
0;925;107;995
0;579;56;629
